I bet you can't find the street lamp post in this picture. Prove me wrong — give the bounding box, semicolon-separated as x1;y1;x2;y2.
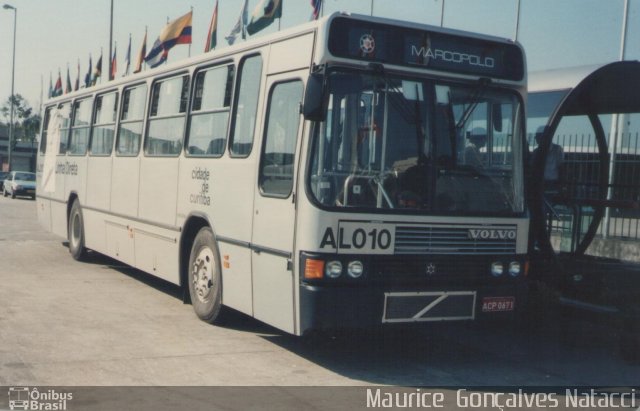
3;3;16;172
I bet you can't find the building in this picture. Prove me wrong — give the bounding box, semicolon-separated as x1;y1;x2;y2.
0;124;38;172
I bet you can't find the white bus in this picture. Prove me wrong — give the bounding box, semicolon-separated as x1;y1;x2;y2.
37;13;529;335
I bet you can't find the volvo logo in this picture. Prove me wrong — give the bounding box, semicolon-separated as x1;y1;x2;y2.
468;229;516;240
360;34;376;55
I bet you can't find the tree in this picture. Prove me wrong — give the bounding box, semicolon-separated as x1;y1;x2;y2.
1;94;32;122
1;94;40;144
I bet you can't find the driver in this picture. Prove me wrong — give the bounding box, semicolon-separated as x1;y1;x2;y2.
464;127;487;167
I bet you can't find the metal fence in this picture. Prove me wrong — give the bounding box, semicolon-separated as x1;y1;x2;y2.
529;131;640;250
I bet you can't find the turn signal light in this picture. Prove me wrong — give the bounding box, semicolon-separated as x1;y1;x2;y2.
304;259;325;279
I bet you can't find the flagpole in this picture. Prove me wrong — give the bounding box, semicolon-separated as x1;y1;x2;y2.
112;41;117;80
166;17;170;65
189;6;193;57
440;0;445;27
39;74;43;118
371;0;374;16
109;0;114;84
145;26;148;71
125;33;130;76
514;0;521;41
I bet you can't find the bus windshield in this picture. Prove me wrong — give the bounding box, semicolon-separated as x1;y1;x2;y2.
309;69;524;215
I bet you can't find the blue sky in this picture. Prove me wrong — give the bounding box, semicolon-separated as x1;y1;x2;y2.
0;0;638;114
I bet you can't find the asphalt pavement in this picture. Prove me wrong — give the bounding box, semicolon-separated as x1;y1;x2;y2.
0;194;638;389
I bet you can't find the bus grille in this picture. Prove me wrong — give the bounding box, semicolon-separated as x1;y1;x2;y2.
394;225;517;255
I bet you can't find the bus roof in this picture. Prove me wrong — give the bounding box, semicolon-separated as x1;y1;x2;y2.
529;61;640;115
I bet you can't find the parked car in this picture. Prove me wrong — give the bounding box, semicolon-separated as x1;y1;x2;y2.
3;171;36;199
0;171;9;192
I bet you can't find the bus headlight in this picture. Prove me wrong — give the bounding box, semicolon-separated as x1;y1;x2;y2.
508;261;521;277
325;260;343;278
491;262;504;276
347;260;364;278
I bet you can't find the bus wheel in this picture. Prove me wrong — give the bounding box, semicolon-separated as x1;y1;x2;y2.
68;199;87;261
188;227;223;323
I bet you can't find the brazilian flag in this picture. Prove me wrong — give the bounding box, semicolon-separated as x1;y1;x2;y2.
246;0;282;36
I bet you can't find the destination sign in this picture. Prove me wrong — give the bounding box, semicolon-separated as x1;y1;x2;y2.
328;17;524;81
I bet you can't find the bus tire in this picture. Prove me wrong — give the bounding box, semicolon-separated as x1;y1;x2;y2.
68;199;87;261
188;227;223;324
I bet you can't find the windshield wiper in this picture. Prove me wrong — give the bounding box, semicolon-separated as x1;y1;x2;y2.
455;77;491;131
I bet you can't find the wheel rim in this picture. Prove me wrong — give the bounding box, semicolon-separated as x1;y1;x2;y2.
70;212;81;248
192;247;215;304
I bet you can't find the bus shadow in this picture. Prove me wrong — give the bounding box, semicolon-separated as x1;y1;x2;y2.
63;243;184;300
259;318;640;386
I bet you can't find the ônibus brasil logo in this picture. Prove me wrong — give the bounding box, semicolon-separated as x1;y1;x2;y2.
7;387;73;410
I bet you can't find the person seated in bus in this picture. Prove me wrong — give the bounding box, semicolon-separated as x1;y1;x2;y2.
532;125;564;192
463;127;487;167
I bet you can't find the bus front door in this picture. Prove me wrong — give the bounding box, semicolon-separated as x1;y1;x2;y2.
251;75;305;334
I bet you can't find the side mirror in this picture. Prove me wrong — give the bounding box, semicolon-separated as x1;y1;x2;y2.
302;73;327;122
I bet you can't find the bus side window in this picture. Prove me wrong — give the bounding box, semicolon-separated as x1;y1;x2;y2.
57;103;72;155
69;97;93;156
187;64;234;157
40;107;52;154
90;91;118;156
230;55;263;157
117;84;147;156
259;80;303;197
145;75;189;156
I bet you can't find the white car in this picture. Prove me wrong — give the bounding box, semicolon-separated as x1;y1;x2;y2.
3;171;36;199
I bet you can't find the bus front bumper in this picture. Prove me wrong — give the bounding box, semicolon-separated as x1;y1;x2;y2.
299;282;528;333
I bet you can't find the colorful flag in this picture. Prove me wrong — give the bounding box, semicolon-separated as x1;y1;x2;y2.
247;0;282;36
93;54;102;85
74;61;80;91
124;35;131;76
65;66;72;94
53;71;63;97
110;45;117;80
134;30;147;73
145;38;168;68
145;11;192;69
311;0;322;20
204;1;219;52
84;55;92;88
225;0;248;45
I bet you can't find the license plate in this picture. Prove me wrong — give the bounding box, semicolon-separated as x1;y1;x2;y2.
482;296;515;312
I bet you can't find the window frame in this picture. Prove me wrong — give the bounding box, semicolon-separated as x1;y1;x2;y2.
56;101;73;156
258;79;304;199
39;106;53;155
89;90;119;157
67;96;94;157
144;72;190;158
116;82;148;157
229;54;263;159
185;61;235;158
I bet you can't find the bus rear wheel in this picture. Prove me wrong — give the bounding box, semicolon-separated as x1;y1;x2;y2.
188;227;223;323
68;199;87;261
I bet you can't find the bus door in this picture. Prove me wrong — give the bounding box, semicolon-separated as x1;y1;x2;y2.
251;73;305;334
